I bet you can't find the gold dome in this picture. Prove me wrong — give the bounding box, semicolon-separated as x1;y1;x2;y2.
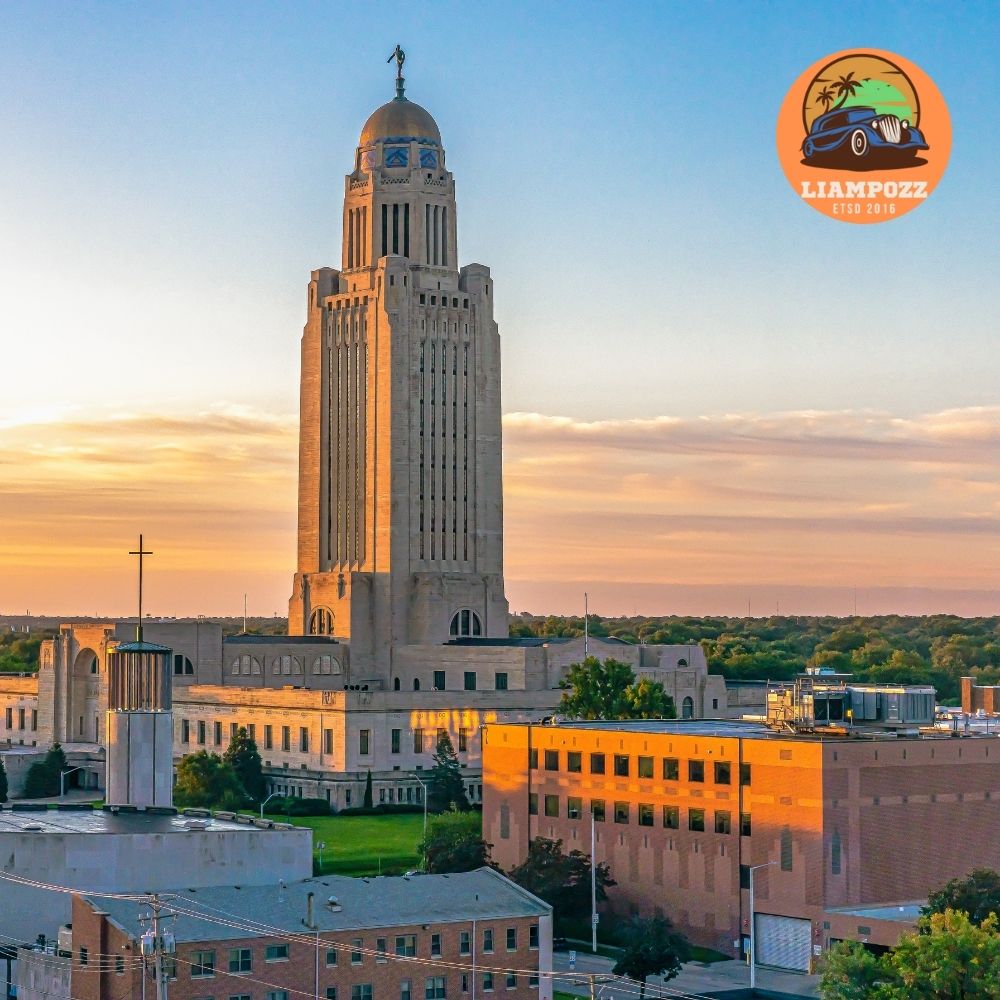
360;97;441;147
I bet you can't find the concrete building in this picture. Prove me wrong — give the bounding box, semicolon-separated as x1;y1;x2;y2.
961;675;1000;715
67;869;552;1000
482;715;1000;970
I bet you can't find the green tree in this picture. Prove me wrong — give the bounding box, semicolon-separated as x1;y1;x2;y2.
818;941;889;1000
428;732;470;812
559;657;675;720
173;751;246;809
925;869;1000;928
363;769;374;810
419;810;491;873
0;757;8;803
612;913;690;997
508;837;615;929
23;743;69;798
222;726;266;803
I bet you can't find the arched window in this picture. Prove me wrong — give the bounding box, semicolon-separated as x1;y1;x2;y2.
449;609;483;638
677;657;688;667
173;655;194;676
681;696;694;719
413;678;421;691
309;607;334;636
394;677;401;691
90;657;99;674
311;656;341;676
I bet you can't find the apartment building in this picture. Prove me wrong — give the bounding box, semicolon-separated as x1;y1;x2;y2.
482;718;1000;970
68;869;552;1000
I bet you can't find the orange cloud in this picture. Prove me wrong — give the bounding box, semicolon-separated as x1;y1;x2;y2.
1;405;998;617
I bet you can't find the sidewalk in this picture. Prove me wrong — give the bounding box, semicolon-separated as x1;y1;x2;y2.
552;947;819;999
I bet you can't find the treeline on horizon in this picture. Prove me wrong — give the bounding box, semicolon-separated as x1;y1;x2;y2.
510;613;1000;704
5;614;1000;704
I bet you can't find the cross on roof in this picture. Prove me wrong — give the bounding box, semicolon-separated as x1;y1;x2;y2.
128;534;153;641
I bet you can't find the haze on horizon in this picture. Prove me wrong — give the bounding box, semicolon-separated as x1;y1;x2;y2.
1;2;998;620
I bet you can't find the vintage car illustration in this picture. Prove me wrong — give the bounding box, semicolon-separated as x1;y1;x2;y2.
802;106;929;163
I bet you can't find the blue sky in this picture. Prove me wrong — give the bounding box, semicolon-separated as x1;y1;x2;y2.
2;1;999;616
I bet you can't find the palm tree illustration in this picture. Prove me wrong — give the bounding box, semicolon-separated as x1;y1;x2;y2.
831;71;862;109
815;86;837;113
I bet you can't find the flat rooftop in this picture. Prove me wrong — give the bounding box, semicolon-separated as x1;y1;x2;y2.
88;868;550;939
0;807;297;836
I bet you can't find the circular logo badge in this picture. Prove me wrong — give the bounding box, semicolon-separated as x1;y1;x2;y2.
777;49;951;223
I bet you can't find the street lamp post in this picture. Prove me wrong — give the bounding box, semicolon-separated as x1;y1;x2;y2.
413;774;429;843
60;766;84;798
260;789;280;818
749;861;778;991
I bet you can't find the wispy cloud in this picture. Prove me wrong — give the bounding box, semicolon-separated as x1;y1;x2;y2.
1;404;998;615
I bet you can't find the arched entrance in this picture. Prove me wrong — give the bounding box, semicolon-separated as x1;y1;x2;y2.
70;648;103;743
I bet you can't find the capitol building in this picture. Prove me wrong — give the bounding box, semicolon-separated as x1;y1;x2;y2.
0;61;726;806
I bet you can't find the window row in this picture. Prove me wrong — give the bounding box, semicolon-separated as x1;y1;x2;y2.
531;750;751;786
393;670;508;693
2;706;37;731
189;976;538;1000
228;654;342;677
528;795;752;835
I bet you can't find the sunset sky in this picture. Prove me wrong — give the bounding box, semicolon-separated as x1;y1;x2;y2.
1;1;999;618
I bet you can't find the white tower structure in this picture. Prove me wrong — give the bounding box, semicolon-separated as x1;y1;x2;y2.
289;49;508;675
105;536;174;807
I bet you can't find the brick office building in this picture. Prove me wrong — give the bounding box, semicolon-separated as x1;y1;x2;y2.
70;869;552;1000
482;719;1000;970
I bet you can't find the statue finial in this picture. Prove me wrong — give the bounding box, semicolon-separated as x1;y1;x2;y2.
387;44;406;99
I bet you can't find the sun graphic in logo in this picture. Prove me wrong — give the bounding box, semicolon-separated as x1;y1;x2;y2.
777;49;951;223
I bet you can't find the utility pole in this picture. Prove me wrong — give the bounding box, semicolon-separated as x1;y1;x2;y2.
748;862;777;991
140;894;175;1000
584;593;589;657
590;807;598;953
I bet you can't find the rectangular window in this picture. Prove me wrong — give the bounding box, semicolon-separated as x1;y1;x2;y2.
614;801;629;824
116;956;125;976
181;719;190;743
391;729;401;754
352;987;373;1000
191;950;216;978
268;992;289;1000
163;957;176;980
528;793;538;815
590;752;605;774
229;948;252;973
79;947;88;968
324;728;334;755
464;671;476;691
529;975;539;990
460;931;471;956
506;928;517;951
613;754;629;777
740;812;752;837
715;810;732;834
637;756;654;779
544;794;559;818
326;949;338;967
459;728;468;752
376;938;388;963
328;990;339;1000
483;929;494;953
351;939;363;965
31;709;38;731
281;726;291;751
688;760;705;782
400;982;411;1000
230;722;239;740
482;974;494;993
495;672;508;691
544;749;559;771
529;925;539;950
214;721;222;745
414;729;424;753
714;761;731;785
689;808;705;832
462;976;469;995
663;757;679;780
359;729;370;755
567;796;582;819
264;724;273;749
506;974;517;991
434;670;446;691
529;748;538;769
300;727;310;752
591;799;606;822
395;936;416;957
4;708;11;728
663;805;679;829
740;865;751;890
247;723;256;742
567;751;582;773
638;803;654;827
265;944;289;963
740;762;752;786
431;934;441;957
197;720;206;745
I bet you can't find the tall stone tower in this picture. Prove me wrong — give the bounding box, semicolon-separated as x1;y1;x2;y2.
289;55;508;678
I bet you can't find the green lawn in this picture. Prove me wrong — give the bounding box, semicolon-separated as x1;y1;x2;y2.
263;812;425;877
